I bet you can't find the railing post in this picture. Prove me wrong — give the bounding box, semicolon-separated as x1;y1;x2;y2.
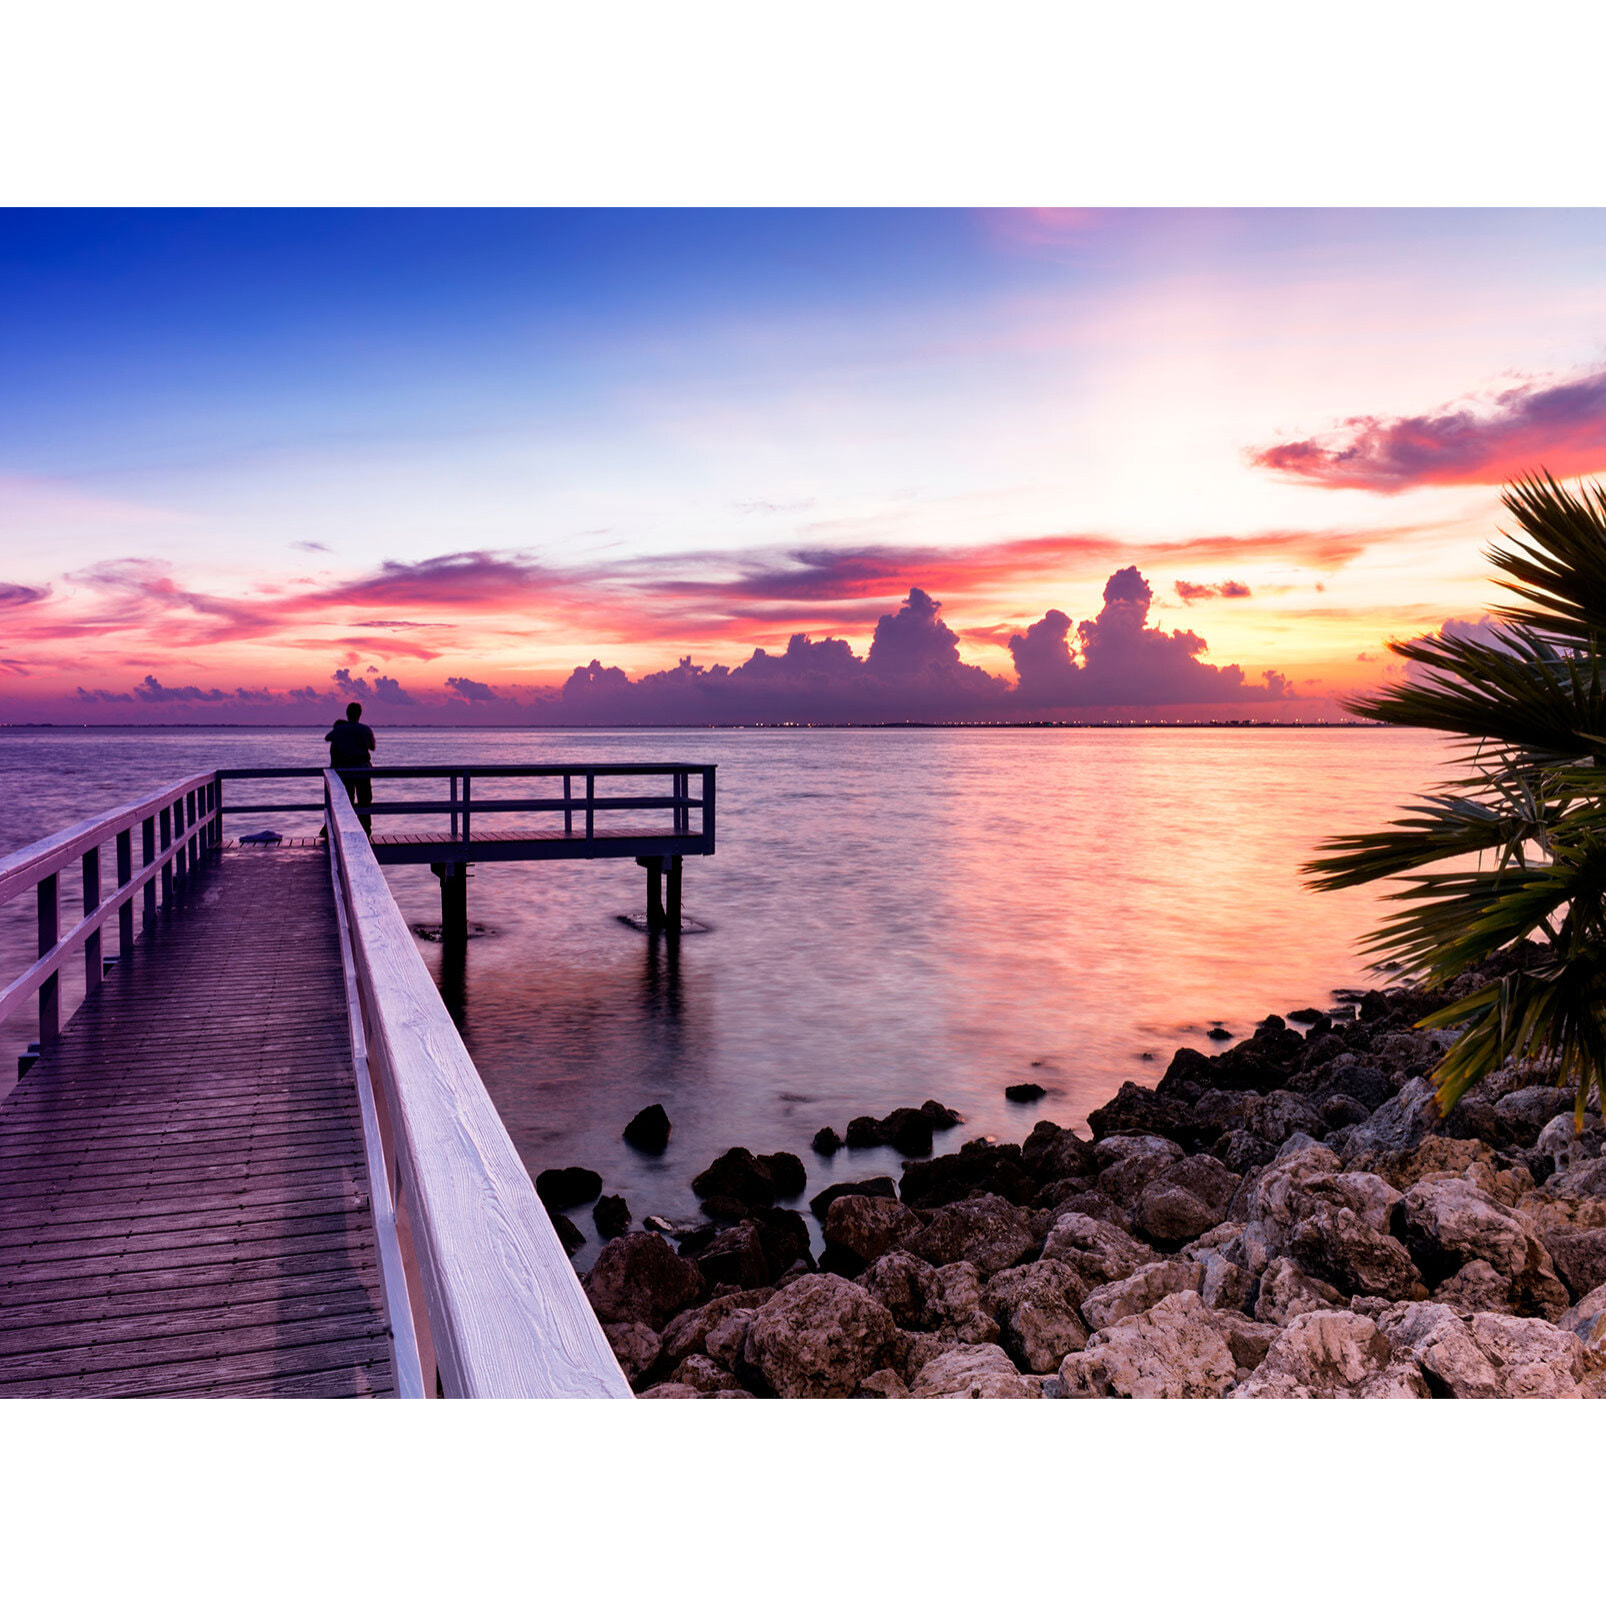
210;777;221;849
449;774;459;842
462;773;472;844
563;773;573;836
37;873;59;1051
585;771;595;842
116;827;134;962
143;815;157;931
703;767;716;853
161;804;175;902
82;845;102;997
187;789;199;873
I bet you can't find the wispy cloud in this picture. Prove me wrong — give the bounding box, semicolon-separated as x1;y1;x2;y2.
1250;366;1606;492
1174;579;1252;603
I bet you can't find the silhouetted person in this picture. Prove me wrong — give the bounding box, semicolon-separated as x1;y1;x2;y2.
326;701;376;837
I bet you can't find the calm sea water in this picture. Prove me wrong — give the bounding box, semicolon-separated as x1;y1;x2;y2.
0;725;1447;1265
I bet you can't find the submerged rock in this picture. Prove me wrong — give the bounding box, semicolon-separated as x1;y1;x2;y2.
622;1103;671;1153
811;1126;844;1157
535;1165;603;1210
1005;1082;1047;1103
592;1194;631;1238
809;1176;897;1220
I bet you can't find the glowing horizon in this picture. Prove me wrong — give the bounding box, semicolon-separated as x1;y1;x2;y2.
4;208;1606;725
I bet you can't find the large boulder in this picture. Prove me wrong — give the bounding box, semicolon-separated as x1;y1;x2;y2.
658;1288;774;1367
910;1343;1038;1399
1237;1310;1428;1398
906;1195;1034;1274
1545;1229;1606;1301
1021;1121;1097;1184
622;1103;671;1153
1058;1291;1241;1399
1254;1257;1342;1325
1130;1162;1239;1246
1039;1212;1155;1287
857;1249;943;1329
930;1261;1002;1344
1085;1082;1201;1145
691;1222;772;1290
983;1260;1091;1372
809;1176;896;1220
739;1274;899;1398
584;1232;706;1328
1373;1300;1593;1397
823;1194;921;1267
603;1321;662;1385
899;1141;1035;1209
1561;1285;1606;1353
1080;1260;1204;1331
1289;1204;1428;1301
1398;1177;1570;1319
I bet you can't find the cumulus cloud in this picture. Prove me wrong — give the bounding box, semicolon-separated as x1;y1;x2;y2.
1251;366;1606;492
558;574;1288;724
445;675;501;704
1174;579;1252;603
1007;567;1286;711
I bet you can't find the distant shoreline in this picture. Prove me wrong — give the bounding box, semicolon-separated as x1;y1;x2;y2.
0;719;1383;732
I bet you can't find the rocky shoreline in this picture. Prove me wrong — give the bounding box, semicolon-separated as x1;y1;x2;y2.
563;949;1606;1397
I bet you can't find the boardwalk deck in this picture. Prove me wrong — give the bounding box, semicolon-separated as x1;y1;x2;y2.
0;847;394;1398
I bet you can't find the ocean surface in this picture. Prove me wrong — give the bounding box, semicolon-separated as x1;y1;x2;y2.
0;725;1449;1265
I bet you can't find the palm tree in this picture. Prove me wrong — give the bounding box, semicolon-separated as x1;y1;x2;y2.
1306;472;1606;1127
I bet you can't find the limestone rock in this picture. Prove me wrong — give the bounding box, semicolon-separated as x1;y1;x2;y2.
705;1308;758;1369
1237;1310;1428;1398
671;1353;740;1394
1546;1228;1606;1300
1466;1311;1592;1397
984;1259;1091;1372
1039;1211;1155;1287
857;1249;943;1329
823;1194;921;1267
1561;1285;1606;1352
658;1288;773;1367
1289;1203;1428;1301
602;1321;661;1385
740;1273;898;1398
1254;1257;1342;1325
1059;1291;1239;1400
809;1176;896;1220
906;1194;1034;1274
930;1261;1002;1345
1377;1301;1501;1397
1080;1260;1204;1331
1339;1077;1439;1162
1433;1258;1518;1314
1021;1120;1097;1183
911;1342;1037;1398
637;1383;703;1399
692;1221;772;1290
1399;1177;1569;1319
1132;1184;1225;1250
584;1231;706;1328
852;1367;910;1398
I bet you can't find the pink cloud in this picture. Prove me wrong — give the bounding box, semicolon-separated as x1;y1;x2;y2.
1251;366;1606;492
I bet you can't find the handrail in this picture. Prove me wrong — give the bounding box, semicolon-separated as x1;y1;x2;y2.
217;763;717;856
324;771;631;1399
0;771;221;1053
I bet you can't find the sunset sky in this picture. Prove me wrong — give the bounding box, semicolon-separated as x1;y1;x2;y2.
5;207;1606;723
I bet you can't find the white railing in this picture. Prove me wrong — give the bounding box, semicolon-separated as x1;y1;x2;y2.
323;771;631;1399
0;771;221;1058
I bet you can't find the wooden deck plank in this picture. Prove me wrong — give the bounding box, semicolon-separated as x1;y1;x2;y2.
0;847;394;1398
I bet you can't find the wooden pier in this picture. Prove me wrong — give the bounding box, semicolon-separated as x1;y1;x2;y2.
0;763;716;1398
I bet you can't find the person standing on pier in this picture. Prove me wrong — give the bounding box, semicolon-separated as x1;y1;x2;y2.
325;701;377;837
